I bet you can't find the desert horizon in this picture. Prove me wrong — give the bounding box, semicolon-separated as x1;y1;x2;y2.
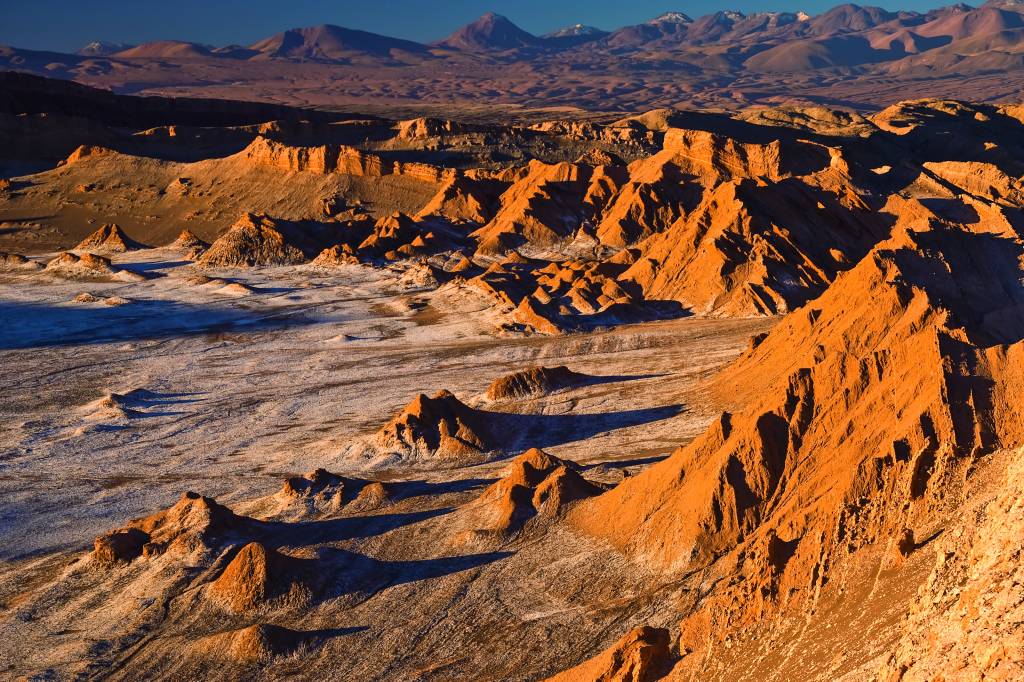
1;2;1023;681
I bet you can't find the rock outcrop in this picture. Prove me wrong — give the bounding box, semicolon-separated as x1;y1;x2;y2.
207;542;310;612
573;218;1024;659
544;626;674;682
486;366;590;400
467;449;602;534
621;177;885;316
374;390;495;459
198;213;307;267
168;228;208;252
93;492;250;564
44;252;145;281
279;468;382;508
468;258;649;334
196;624;306;663
0;251;42;270
311;243;360;266
876;450;1024;682
74;223;145;253
471;161;596;254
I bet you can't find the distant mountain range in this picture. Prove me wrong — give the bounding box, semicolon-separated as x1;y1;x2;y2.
5;3;1024;112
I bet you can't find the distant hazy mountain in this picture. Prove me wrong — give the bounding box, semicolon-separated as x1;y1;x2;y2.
249;24;430;61
6;2;1024;112
435;13;540;51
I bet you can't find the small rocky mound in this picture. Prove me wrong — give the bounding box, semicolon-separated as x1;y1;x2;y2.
92;491;249;565
83;392;143;422
169;229;208;252
198;213;305;267
197;624;305;663
44;252;144;282
375;390;494;459
268;468;389;517
74;223;145;253
75;293;131;306
207;542;310;613
312;243;359;266
185;274;257;296
59;144;114;166
486;366;590;400
470;448;602;533
0;251;42;270
398;261;442;289
448;254;476;274
544;626;674;682
358;212;442;261
281;468;381;505
468;258;643;334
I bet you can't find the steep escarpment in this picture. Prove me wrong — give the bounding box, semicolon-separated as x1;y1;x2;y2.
572;218;1024;663
621;174;887;315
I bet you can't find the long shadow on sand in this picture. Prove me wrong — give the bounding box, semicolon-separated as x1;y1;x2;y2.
0;299;324;350
311;546;514;600
582;454;670;471
262;507;455;546
379;478;497;501
487;404;686;452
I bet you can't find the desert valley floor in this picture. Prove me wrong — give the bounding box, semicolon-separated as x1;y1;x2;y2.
0;256;768;559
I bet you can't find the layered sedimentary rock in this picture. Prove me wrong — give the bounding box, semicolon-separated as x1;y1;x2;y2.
471;161;597;254
240;136;453;182
621;176;885;315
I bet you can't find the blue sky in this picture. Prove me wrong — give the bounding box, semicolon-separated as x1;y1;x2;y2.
1;0;954;52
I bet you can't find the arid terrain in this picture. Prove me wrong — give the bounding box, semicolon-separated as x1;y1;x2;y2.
1;27;1024;681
